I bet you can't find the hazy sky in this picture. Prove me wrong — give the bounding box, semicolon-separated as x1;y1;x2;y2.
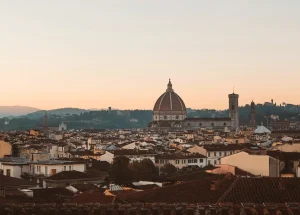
1;1;300;110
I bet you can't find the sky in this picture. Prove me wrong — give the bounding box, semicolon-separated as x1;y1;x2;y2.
1;1;300;110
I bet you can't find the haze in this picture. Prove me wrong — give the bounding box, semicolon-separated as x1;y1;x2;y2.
1;1;300;110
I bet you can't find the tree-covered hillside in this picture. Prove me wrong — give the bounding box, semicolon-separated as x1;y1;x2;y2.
0;104;299;130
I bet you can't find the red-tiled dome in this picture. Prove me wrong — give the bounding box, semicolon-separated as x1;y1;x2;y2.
153;80;186;113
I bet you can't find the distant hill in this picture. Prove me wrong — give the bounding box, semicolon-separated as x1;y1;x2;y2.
26;108;89;119
1;102;300;130
0;106;40;118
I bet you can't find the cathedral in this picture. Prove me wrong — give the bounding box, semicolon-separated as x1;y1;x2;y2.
148;80;239;131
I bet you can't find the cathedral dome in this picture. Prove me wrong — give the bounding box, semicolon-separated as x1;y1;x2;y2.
153;80;186;121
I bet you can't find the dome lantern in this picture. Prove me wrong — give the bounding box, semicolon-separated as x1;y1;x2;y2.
166;79;173;92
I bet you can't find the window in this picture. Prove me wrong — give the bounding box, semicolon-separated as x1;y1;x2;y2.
64;166;66;171
6;169;11;177
231;104;234;110
230;151;233;155
175;160;179;164
188;159;191;164
224;152;227;156
29;165;31;171
194;159;197;163
208;152;211;157
69;166;71;171
45;166;48;175
219;152;222;156
214;160;217;165
182;160;186;164
176;115;179;119
214;152;216;156
200;159;203;163
211;123;214;126
224;122;226;126
208;160;211;165
164;116;167;119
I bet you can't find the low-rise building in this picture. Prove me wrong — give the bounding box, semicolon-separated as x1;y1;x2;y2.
221;151;279;177
113;149;157;163
155;153;207;169
188;144;244;165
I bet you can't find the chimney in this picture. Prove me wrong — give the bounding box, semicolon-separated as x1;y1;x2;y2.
211;181;218;191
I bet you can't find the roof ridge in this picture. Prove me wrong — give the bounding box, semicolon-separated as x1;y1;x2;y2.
216;177;239;204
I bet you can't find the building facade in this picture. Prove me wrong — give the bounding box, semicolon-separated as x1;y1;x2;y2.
149;80;238;131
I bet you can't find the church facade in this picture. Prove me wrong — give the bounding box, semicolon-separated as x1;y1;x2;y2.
148;80;239;131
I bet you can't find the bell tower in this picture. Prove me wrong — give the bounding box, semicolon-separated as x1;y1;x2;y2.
228;90;239;129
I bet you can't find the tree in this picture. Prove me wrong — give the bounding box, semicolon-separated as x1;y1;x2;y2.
129;159;158;181
160;164;177;177
109;156;133;184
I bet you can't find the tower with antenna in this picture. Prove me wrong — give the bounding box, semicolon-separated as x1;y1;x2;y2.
228;88;239;129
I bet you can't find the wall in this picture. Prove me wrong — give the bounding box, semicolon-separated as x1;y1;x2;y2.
100;151;114;163
221;151;276;176
212;164;236;175
30;163;86;177
274;144;300;152
155;158;207;169
2;164;29;178
0;140;12;158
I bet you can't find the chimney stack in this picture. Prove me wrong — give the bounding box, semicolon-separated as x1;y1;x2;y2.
211;181;219;191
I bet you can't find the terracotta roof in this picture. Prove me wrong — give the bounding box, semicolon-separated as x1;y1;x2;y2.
71;191;115;204
267;151;300;161
168;171;223;182
218;177;300;204
46;171;99;181
0;174;36;188
118;176;235;203
203;144;245;152
1;203;300;215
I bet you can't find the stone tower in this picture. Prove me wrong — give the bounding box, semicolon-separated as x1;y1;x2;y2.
228;92;239;129
249;100;256;127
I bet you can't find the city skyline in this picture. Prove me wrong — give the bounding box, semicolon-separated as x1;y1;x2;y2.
1;1;300;110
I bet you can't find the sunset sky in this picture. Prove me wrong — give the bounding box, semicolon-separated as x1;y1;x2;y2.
1;1;300;110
